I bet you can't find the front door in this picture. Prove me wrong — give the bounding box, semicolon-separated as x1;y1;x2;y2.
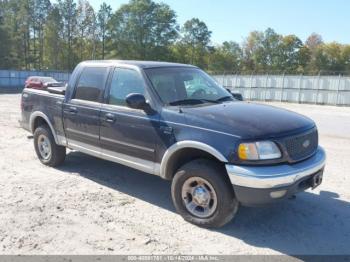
63;66;109;150
99;67;159;174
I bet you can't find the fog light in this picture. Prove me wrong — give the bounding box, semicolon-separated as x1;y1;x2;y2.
270;190;287;199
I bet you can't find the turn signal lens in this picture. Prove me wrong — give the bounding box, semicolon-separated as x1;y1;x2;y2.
238;143;259;160
238;141;281;160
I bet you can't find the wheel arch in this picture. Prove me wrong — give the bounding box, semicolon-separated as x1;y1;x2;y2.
30;111;59;144
160;141;228;180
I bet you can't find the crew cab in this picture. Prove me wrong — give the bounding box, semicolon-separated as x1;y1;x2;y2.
20;61;326;228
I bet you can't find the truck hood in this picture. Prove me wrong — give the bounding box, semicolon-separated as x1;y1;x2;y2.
182;102;315;139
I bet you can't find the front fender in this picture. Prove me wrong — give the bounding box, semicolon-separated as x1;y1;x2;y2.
159;140;228;179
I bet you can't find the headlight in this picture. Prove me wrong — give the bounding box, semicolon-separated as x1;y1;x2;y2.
238;141;281;160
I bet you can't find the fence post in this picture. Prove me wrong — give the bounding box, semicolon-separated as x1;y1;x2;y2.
336;74;341;106
233;73;238;95
249;73;254;101
223;71;226;87
225;71;229;89
234;73;238;89
298;74;303;104
280;73;285;102
315;72;321;104
264;73;269;101
228;72;233;90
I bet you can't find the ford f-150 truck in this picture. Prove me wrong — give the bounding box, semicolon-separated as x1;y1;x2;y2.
20;60;326;228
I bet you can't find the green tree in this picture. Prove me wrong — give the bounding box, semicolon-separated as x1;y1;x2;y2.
208;41;242;73
97;2;112;59
77;0;96;60
260;28;281;71
316;43;346;74
43;5;64;69
342;45;350;73
278;35;303;73
108;0;178;60
297;45;312;74
7;0;35;69
242;30;264;72
58;0;78;70
0;5;14;69
1;0;350;75
242;29;305;74
181;18;211;67
33;0;52;69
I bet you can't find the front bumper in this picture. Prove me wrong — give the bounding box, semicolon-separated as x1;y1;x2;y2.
226;147;326;206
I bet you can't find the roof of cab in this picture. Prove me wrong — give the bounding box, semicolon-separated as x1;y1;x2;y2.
79;60;197;69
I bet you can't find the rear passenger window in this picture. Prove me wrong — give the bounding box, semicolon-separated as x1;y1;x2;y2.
74;67;109;102
109;68;145;106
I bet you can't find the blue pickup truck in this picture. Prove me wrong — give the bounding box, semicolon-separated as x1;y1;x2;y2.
20;60;326;228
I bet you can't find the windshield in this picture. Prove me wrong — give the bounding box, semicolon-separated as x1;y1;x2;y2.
144;67;233;105
40;77;57;83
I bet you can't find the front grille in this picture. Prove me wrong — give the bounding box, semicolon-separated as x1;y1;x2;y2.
284;129;318;162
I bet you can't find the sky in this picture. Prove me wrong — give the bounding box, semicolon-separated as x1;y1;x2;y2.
87;0;350;45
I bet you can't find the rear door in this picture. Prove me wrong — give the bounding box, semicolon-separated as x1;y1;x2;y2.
63;66;109;151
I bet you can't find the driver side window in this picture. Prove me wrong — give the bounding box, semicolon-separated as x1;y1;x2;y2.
109;68;145;106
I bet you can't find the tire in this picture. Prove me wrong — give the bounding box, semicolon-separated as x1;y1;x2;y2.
171;159;239;228
33;125;66;167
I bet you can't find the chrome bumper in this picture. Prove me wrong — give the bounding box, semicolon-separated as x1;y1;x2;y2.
226;147;326;189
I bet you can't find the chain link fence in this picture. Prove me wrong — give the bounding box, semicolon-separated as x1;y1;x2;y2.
213;74;350;106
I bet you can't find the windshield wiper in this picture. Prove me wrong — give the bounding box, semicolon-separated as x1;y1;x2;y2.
169;99;219;106
216;96;234;102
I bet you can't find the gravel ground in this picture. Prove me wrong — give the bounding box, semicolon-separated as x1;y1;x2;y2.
0;94;349;255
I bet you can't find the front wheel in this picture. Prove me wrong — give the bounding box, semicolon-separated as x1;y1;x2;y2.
171;159;239;228
34;125;66;167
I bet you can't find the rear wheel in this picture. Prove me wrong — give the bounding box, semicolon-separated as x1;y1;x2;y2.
171;159;239;228
34;125;66;167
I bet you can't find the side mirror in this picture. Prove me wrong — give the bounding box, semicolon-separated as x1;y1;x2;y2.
232;93;243;101
126;93;147;109
226;89;244;101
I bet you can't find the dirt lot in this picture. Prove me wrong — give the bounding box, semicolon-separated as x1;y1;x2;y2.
0;93;349;255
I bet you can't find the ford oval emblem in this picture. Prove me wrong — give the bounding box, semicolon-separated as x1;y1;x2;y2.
303;139;310;148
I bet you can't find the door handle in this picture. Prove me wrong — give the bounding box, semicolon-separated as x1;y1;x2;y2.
64;106;78;115
104;113;116;123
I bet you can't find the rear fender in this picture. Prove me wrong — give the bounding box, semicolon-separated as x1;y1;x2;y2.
29;111;66;146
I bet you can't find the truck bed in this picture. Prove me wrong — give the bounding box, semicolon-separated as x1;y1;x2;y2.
21;88;66;141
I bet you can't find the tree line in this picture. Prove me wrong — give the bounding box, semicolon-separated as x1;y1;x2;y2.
0;0;349;75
